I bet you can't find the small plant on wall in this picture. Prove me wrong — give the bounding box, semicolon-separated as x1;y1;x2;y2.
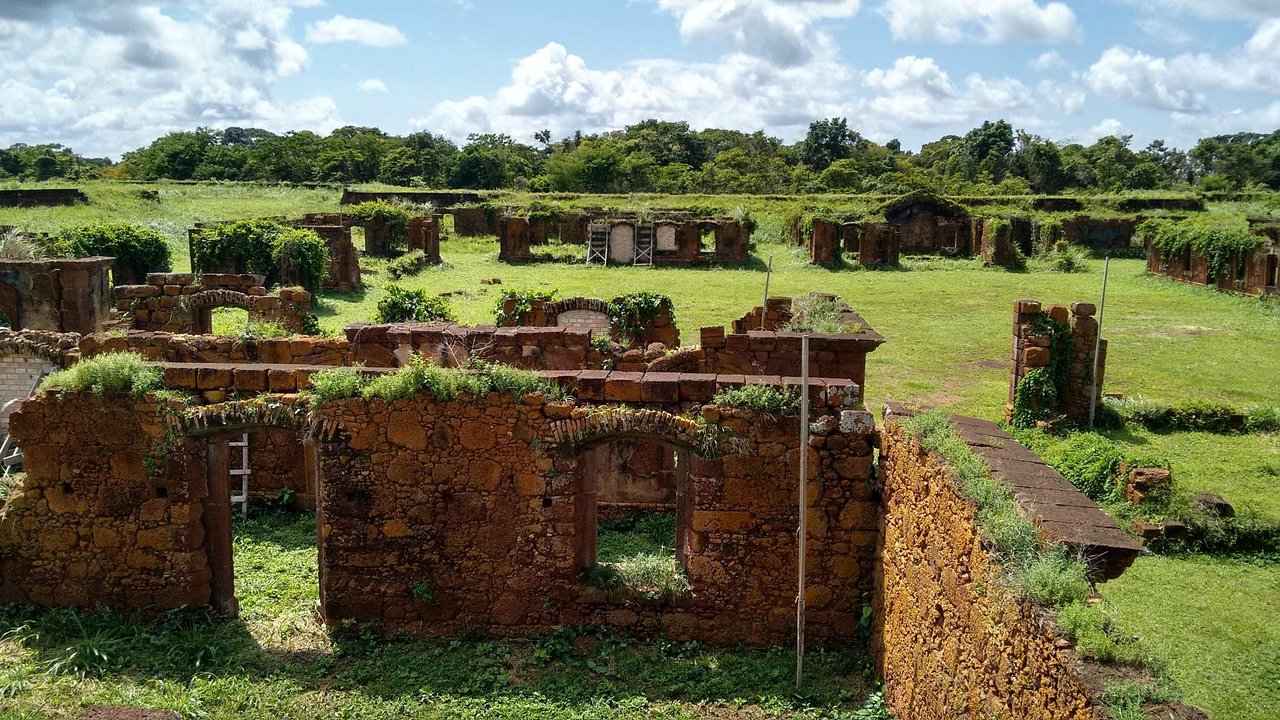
608;291;674;344
411;579;436;604
494;288;557;325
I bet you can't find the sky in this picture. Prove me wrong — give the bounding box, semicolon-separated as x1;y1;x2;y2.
1;0;1278;159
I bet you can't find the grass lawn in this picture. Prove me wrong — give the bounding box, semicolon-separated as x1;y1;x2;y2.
2;182;1279;718
1101;553;1280;720
0;511;882;719
319;237;1279;421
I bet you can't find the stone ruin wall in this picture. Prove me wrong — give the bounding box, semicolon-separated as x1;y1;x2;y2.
1007;300;1107;425
1146;222;1279;297
115;273;313;335
0;394;212;609
875;422;1108;720
0;383;877;646
0;257;115;335
498;214;748;265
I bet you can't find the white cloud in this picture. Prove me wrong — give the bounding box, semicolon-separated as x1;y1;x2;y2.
1088;118;1130;140
1136;0;1279;20
0;0;341;157
359;78;389;93
1085;47;1206;111
1031;50;1064;70
1136;17;1192;45
1086;19;1280;111
414;42;1033;145
652;0;860;67
306;15;407;47
880;0;1081;44
1038;79;1085;114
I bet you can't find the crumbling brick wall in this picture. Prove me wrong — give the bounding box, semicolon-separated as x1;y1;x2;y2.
117;274;313;335
0;394;211;609
0;257;114;334
875;422;1107;719
315;392;877;644
1006;300;1107;425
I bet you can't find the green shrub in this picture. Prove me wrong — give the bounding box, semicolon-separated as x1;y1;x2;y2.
1245;404;1280;433
711;384;800;414
304;367;367;406
1040;432;1125;502
344;200;413;228
1041;240;1090;273
1104;680;1178;720
363;356;463;403
608;291;674;343
386;250;429;280
40;352;163;396
191;219;278;279
272;227;328;293
494;288;557;325
374;284;455;324
50;223;172;280
1106;396;1277;434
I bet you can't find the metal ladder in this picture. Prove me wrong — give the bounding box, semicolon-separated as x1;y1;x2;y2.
0;370;50;477
586;223;609;265
229;433;251;516
634;223;654;266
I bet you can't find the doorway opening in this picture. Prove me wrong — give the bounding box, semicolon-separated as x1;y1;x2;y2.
579;436;691;600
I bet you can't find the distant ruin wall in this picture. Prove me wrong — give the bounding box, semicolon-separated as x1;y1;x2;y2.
0;189;88;207
875;423;1107;720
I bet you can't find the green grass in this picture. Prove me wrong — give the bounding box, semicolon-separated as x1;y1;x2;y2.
0;510;879;719
1101;554;1280;720
595;512;690;600
309;239;1278;419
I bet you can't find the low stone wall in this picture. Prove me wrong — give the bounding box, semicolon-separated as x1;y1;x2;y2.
0;188;88;207
875;422;1108;719
116;274;313;335
80;331;349;366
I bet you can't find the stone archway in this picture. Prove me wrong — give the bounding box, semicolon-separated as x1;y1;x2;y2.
186;290;256;334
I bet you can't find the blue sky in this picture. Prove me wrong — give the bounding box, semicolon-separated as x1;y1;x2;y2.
1;0;1278;158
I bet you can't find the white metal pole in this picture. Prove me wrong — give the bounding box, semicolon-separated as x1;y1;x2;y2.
761;256;774;330
796;334;809;690
1089;256;1111;428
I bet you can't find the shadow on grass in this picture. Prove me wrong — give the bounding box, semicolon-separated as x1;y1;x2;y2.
0;510;878;714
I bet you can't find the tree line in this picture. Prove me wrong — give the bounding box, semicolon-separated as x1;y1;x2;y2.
4;119;1278;194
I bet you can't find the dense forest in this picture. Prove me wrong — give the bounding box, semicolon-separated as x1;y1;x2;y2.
3;119;1279;195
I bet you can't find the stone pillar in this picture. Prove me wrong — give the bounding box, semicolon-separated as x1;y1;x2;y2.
715;221;749;263
408;216;442;263
858;223;901;266
810;219;838;265
498;216;533;262
1064;302;1104;423
981;220;1018;268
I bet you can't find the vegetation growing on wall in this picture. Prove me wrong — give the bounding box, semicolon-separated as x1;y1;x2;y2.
38;352;162;396
48;222;173;278
191;220;327;292
305;354;568;406
494;288;558;325
711;384;800;415
1105;397;1280;434
1011;315;1072;428
608;291;674;343
385;250;430;280
784;294;863;334
1140;218;1261;277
